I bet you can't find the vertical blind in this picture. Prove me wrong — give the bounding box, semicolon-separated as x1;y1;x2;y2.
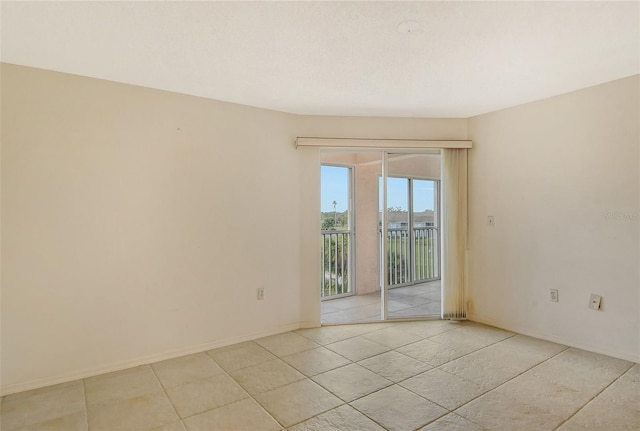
441;148;468;320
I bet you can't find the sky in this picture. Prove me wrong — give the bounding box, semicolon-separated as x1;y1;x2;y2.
321;165;435;213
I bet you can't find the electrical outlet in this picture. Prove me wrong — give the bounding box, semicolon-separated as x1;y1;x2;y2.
257;288;265;300
488;216;495;227
550;289;558;302
588;294;601;310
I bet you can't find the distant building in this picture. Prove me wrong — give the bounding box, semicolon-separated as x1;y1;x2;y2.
379;210;435;229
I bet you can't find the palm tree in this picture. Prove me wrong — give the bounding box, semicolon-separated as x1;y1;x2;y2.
332;200;337;227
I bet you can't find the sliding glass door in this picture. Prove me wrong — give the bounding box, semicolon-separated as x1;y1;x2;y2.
381;153;441;319
319;151;442;324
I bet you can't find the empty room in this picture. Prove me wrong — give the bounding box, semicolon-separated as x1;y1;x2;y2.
1;2;638;430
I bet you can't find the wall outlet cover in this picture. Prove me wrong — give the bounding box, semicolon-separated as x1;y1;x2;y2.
550;289;559;302
589;293;602;310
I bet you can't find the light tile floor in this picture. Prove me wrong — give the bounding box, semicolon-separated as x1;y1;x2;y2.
322;281;441;324
2;320;639;430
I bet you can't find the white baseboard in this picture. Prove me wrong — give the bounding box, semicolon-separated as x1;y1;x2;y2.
468;313;640;364
297;320;321;329
1;322;303;396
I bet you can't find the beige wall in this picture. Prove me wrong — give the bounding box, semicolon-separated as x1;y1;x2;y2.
297;115;468;142
0;64;467;394
0;64;316;394
467;75;640;362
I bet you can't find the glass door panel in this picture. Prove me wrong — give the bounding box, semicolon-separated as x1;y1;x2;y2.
320;165;353;299
412;179;439;282
382;153;441;319
383;176;409;287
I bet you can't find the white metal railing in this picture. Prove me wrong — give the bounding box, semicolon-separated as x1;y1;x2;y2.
321;230;351;298
381;226;439;288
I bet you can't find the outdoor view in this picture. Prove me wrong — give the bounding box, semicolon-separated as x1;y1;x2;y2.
321;164;439;299
379;177;438;286
321;166;350;297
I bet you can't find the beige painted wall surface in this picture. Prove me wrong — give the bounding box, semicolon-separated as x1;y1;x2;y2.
297;114;468;142
1;64;315;393
468;75;640;362
1;64;469;394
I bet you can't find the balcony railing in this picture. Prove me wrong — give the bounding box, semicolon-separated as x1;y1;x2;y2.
321;230;350;298
321;227;438;298
381;227;440;287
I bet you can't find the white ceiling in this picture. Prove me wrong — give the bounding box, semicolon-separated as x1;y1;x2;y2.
2;1;639;118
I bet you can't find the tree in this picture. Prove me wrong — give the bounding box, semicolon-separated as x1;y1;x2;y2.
322;217;336;230
332;200;337;226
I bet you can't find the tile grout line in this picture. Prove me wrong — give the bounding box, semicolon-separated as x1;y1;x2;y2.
390;362;489;430
281;349;355;379
448;346;576;426
342;381;447;431
247;335;398;430
551;361;636;431
391;326;520;373
381;341;484;429
425;328;521;367
296;326;400;345
426;338;572;428
250;377;348;431
276;359;399;430
202;348;293;430
250;340;363;430
147;363;185;430
81;379;90;431
199;350;288;430
294;325;473;429
297;322;495;394
449;343;571;401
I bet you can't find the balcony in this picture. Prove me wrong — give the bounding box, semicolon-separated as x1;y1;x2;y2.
321;230;351;298
321;226;440;322
382;226;439;287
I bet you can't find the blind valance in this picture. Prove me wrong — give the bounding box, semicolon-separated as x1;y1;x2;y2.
296;137;472;150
